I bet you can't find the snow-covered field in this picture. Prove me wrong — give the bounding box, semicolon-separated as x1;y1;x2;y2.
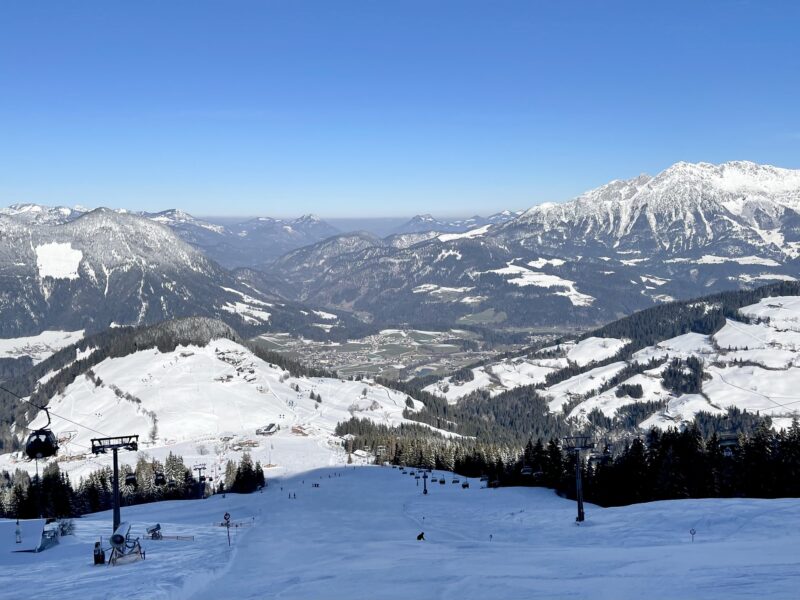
1;467;798;600
566;336;629;367
1;339;434;482
35;242;83;279
486;262;594;306
0;330;84;363
423;356;566;403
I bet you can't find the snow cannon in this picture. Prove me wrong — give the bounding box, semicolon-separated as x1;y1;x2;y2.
146;524;162;540
110;522;131;550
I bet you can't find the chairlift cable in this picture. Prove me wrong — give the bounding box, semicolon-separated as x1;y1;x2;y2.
0;383;112;438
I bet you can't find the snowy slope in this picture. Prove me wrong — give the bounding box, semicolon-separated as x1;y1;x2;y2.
2;339;434;482
423;292;800;430
423;356;566;402
568;296;800;429
1;467;798;600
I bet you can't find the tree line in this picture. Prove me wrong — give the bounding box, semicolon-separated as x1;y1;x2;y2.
0;451;265;520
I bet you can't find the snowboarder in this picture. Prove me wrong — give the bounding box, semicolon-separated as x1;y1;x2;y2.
417;532;425;541
293;493;296;499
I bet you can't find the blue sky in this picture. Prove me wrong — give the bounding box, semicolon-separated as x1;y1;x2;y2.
1;1;798;218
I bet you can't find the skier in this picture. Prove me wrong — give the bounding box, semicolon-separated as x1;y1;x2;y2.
417;532;425;541
293;492;296;499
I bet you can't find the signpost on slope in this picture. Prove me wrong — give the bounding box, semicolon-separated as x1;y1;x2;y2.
224;512;231;547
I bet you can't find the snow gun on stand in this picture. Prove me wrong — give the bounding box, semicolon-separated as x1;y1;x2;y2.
108;522;145;566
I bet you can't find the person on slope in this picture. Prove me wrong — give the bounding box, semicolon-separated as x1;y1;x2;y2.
417;532;425;541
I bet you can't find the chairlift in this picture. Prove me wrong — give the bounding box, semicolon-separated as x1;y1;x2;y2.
154;472;166;486
719;432;739;457
452;477;459;484
431;477;438;483
438;478;445;485
25;408;59;460
199;475;206;483
521;466;534;476
462;481;470;489
168;479;177;488
479;475;489;482
125;473;137;487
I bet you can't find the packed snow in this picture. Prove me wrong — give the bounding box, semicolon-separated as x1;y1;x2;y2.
35;242;83;279
2;467;798;600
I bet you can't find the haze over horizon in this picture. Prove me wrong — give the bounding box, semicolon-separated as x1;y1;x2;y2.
1;0;798;217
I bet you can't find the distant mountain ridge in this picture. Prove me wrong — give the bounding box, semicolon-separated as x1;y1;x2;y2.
0;208;359;340
393;210;522;234
4;160;799;332
263;161;800;330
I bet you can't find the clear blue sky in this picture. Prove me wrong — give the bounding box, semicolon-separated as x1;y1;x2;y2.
1;1;798;218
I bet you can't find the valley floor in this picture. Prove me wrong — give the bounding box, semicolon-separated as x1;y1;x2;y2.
1;467;798;600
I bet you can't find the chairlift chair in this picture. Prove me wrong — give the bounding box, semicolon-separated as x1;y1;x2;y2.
719;432;739;457
168;479;177;488
438;478;445;485
25;408;59;460
452;477;459;484
125;473;137;487
154;472;166;486
520;466;534;476
462;481;470;489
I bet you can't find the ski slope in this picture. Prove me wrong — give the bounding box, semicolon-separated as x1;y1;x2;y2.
1;466;798;600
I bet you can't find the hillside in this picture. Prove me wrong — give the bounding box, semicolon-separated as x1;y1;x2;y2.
419;281;800;434
0;320;437;482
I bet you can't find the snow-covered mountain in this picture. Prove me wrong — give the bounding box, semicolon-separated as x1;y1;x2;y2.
393;210;522;234
0;204;343;270
266;161;800;329
0;203;85;225
0;209;354;339
499;161;800;258
142;210;341;269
